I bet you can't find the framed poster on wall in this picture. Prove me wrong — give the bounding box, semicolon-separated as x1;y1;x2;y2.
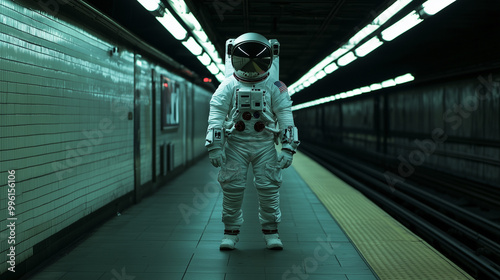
161;75;179;129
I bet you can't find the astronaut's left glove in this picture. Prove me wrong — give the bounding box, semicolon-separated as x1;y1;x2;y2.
278;149;294;169
209;148;225;168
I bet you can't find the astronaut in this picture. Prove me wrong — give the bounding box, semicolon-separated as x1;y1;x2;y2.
205;32;299;250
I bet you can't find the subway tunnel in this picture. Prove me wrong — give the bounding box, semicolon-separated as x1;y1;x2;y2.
0;0;499;279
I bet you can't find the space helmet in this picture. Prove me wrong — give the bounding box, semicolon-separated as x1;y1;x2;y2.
231;32;273;82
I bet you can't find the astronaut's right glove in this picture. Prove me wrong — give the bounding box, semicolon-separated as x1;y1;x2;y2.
209;148;225;168
278;149;294;169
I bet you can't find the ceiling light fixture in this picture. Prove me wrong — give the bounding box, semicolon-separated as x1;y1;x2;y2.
421;0;457;15
288;0;414;95
289;0;455;96
155;9;187;40
197;52;211;66
137;0;226;81
137;0;160;11
355;37;384;57
182;37;203;56
381;11;423;41
291;73;414;111
337;52;357;66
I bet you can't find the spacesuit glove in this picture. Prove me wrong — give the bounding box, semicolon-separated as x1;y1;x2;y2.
208;148;225;168
278;149;294;169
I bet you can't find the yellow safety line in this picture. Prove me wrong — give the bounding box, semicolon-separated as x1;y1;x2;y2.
292;151;474;280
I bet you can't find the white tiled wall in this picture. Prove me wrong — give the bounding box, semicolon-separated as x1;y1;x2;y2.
0;0;134;272
135;55;153;185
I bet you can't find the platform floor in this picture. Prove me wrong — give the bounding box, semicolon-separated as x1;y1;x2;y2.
26;154;378;280
292;152;473;280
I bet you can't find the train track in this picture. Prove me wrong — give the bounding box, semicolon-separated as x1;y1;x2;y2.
300;142;500;280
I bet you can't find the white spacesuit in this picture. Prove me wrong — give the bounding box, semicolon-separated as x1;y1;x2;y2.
205;32;299;250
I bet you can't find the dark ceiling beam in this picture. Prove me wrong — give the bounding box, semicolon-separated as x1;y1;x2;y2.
243;0;249;32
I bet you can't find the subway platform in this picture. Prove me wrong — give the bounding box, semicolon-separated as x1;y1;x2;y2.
25;152;471;280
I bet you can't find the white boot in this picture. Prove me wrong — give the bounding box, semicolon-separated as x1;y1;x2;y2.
263;233;283;250
220;234;239;250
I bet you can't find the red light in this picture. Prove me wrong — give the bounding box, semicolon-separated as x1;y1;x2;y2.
163;82;168;88
203;78;212;83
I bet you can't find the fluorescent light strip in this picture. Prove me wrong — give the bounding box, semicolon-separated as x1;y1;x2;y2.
197;52;211;66
289;0;414;95
138;0;226;81
292;73;414;111
182;37;203;55
394;73;414;84
167;0;226;80
346;24;379;48
140;0;455;85
324;63;339;74
422;0;457;15
315;71;327;80
290;0;455;96
156;10;187;40
381;11;423;41
370;83;382;91
215;73;225;81
381;79;397;88
337;52;357;66
355;37;383;57
137;0;160;11
207;62;219;75
373;0;413;26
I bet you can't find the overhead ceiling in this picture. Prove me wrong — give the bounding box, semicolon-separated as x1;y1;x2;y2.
85;0;500;104
183;0;391;83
